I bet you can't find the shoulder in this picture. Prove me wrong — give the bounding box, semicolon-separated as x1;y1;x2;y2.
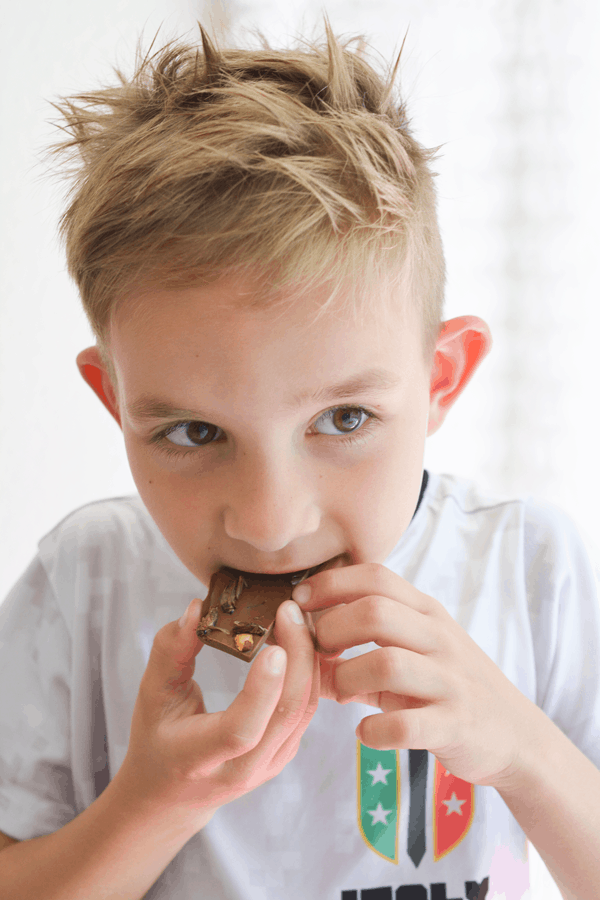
423;471;599;602
424;471;589;547
37;495;163;563
35;496;181;611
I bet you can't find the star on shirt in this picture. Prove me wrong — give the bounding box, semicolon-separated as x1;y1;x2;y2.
367;762;392;785
443;792;467;816
367;802;393;826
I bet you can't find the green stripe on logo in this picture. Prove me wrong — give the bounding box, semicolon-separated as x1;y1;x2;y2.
357;741;400;863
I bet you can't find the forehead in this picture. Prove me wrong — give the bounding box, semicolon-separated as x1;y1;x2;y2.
108;271;423;404
113;268;417;338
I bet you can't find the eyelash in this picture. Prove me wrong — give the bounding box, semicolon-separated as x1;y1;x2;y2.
149;405;379;459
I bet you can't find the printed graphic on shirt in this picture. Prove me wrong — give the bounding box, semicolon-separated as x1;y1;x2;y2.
341;876;489;899
357;743;400;863
433;759;475;861
357;744;475;866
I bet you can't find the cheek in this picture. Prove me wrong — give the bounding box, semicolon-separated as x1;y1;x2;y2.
343;434;425;550
123;438;206;527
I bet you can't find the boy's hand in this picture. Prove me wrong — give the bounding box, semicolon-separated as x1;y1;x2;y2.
119;597;318;827
293;564;540;791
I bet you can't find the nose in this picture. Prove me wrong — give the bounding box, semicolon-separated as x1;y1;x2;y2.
222;450;321;552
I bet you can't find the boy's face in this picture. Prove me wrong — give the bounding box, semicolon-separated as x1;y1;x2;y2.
89;273;476;587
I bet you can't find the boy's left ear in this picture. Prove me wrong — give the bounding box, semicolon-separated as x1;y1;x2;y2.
76;347;122;428
428;316;492;436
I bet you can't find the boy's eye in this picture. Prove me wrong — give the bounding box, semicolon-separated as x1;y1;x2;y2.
314;407;369;435
158;405;373;452
164;422;222;446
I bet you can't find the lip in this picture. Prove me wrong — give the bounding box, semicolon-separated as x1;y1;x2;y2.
219;553;349;582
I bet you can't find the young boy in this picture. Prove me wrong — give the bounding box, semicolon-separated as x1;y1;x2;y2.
0;20;599;900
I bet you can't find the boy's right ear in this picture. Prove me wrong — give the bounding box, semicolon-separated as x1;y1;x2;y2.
76;347;122;428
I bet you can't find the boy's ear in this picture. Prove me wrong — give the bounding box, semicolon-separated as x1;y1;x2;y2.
76;347;122;428
428;316;492;436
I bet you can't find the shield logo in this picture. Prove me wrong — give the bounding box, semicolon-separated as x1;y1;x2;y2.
357;742;400;863
433;757;475;861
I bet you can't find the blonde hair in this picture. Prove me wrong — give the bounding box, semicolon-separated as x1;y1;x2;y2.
52;18;445;364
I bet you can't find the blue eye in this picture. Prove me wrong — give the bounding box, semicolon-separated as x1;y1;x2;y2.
314;407;370;435
164;422;221;446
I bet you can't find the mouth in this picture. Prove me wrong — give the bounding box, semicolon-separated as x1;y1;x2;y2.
220;553;349;583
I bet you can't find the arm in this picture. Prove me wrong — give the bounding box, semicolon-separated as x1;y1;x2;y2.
0;596;317;900
0;766;210;900
495;707;600;900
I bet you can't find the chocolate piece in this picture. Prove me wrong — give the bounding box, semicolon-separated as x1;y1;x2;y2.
195;559;340;662
195;568;296;662
219;574;246;614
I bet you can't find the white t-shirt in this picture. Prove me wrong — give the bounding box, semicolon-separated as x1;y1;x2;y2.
0;471;599;900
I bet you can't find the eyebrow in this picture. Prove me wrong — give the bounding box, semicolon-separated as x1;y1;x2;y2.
127;368;402;423
287;368;402;410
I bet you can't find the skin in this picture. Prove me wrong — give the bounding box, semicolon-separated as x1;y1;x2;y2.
76;270;519;826
79;273;488;587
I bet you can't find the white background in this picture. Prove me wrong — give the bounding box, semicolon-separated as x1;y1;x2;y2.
3;1;599;895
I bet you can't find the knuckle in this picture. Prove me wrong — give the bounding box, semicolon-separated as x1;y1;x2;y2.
365;562;389;594
398;713;421;747
421;591;441;616
275;699;307;730
313;567;336;596
221;728;256;757
375;646;402;680
149;624;172;662
424;617;444;654
360;595;390;631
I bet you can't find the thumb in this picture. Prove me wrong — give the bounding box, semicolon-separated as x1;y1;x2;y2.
178;596;201;631
141;597;205;711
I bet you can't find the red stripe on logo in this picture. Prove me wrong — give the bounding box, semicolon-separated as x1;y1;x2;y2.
433;758;475;861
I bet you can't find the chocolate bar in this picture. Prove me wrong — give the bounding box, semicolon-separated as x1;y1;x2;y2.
195;561;337;662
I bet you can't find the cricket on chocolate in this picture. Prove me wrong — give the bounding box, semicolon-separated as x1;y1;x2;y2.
195;557;343;662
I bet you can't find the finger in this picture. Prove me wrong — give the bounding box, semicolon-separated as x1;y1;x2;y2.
315;595;438;656
334;647;446;704
210;601;316;779
174;644;288;773
292;563;437;615
259;600;317;744
271;643;321;769
357;706;448;752
189;644;289;766
138;598;206;718
174;601;314;774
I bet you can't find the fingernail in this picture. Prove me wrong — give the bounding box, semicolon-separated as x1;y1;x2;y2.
179;598;197;629
286;600;305;625
292;583;311;606
267;647;286;674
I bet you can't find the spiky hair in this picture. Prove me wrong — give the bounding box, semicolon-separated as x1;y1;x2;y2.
52;18;445;361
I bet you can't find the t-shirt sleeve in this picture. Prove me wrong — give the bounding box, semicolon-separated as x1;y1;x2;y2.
0;555;76;840
525;503;600;771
